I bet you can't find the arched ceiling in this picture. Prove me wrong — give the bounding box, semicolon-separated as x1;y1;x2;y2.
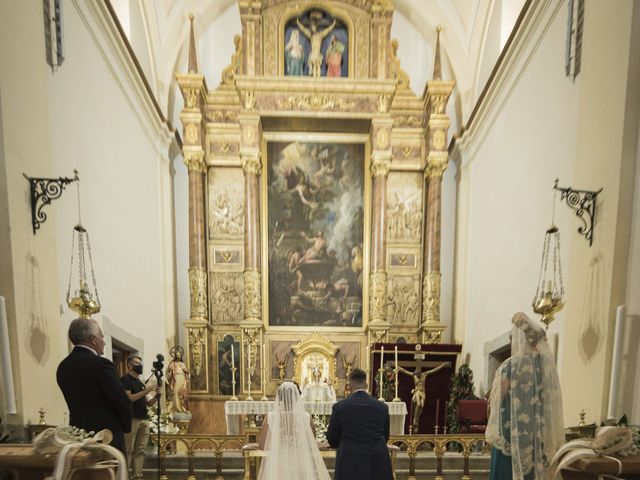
118;0;524;132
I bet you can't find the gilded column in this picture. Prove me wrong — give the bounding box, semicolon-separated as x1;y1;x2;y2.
239;1;262;76
370;0;394;79
177;16;210;395
420;86;454;342
418;27;454;343
239;105;262;325
177;77;208;323
369;114;393;327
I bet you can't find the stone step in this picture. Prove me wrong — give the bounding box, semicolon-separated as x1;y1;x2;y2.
142;452;491;480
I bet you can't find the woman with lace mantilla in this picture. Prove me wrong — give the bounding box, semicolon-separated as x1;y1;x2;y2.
486;312;564;480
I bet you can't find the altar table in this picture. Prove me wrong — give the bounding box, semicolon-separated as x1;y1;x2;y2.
225;400;408;435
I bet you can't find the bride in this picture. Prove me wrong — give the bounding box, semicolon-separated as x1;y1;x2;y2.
258;381;331;480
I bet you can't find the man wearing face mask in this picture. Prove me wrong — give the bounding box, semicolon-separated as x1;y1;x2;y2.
57;318;132;453
121;355;160;479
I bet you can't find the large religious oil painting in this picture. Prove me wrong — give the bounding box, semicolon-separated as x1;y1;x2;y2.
284;9;349;78
266;140;365;328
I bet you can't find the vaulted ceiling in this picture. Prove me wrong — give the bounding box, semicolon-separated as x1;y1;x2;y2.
110;0;526;133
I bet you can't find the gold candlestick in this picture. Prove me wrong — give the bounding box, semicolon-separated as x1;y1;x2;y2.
230;366;238;401
377;367;385;401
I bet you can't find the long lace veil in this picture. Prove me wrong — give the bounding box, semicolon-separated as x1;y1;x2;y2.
486;312;564;479
258;381;331;480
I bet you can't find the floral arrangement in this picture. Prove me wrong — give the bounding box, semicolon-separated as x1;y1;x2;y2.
147;408;180;435
55;425;95;441
312;414;328;444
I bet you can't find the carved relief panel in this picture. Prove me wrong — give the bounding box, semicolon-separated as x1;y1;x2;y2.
208;168;245;239
210;273;243;324
386;172;423;244
386;274;421;326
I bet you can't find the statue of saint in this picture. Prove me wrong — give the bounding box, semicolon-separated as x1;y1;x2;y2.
397;362;447;433
285;29;305;76
301;366;336;402
296;17;337;77
166;346;191;416
325;34;345;77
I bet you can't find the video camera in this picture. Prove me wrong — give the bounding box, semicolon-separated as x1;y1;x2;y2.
152;353;164;381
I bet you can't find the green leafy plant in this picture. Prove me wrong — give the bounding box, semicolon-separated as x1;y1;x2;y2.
446;364;479;434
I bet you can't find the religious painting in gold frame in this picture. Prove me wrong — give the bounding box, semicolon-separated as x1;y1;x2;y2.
261;132;370;330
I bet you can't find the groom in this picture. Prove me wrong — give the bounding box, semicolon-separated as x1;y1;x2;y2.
326;368;393;480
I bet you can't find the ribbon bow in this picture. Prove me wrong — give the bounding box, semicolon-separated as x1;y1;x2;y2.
550;426;633;480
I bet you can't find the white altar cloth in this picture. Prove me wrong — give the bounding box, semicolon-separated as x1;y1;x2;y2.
224;400;407;435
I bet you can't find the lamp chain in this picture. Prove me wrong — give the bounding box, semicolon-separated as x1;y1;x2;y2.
76;180;82;226
86;230;100;304
555;231;565;295
66;231;76;302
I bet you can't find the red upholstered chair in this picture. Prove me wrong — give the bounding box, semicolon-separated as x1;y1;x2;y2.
458;399;488;434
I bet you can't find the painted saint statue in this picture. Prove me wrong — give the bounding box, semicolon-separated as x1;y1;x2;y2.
285;29;305;76
325;34;345;77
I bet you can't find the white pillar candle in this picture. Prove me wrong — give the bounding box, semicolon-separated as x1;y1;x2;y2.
247;343;252;399
261;343;267;400
607;305;625;420
0;297;16;414
394;345;399;400
378;346;385;400
365;344;370;390
231;343;236;399
231;343;235;370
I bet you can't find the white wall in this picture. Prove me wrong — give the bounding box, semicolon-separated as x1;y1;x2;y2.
453;0;640;423
454;0;574;383
0;0;176;425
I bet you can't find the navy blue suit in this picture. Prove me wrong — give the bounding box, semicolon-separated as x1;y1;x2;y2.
326;390;393;480
56;346;132;453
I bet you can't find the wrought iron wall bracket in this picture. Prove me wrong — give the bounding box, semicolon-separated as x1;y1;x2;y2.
554;178;602;246
23;170;79;234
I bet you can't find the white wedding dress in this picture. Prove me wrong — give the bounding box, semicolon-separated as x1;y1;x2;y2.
258;382;331;480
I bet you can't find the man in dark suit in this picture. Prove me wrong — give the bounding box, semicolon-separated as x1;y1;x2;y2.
326;368;393;480
57;318;132;453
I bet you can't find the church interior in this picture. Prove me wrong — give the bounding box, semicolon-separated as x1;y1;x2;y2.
1;0;640;478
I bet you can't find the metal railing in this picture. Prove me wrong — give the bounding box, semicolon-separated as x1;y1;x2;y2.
158;433;246;480
157;433;487;480
388;434;487;480
241;444;400;480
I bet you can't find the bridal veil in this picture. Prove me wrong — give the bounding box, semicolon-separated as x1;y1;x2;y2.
258;381;331;480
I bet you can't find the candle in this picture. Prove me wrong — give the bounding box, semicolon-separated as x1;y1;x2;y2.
378;346;385;401
231;343;236;399
607;305;625;419
394;346;399;401
261;344;268;401
247;343;252;400
365;345;370;392
231;344;235;369
435;399;440;428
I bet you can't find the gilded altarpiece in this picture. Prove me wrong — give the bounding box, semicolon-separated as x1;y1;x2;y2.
177;0;453;433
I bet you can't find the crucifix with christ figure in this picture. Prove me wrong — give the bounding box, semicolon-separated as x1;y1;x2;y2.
396;354;447;434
